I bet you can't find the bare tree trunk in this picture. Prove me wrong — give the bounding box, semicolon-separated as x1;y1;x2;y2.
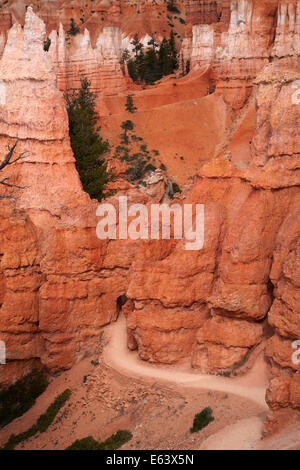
0;139;28;199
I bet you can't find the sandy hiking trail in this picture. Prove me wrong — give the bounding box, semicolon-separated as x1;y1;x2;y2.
102;316;270;450
0;316;271;451
104;316;269;409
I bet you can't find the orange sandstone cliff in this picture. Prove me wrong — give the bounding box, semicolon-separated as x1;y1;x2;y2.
0;2;299;434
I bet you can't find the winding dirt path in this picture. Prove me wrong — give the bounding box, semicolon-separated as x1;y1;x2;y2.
103;316;269;450
104;316;269;408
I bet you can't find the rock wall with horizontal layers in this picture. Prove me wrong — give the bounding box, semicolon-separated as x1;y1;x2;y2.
0;0;188;96
185;0;224;25
0;0;186;45
121;8;300;424
48;23;127;95
0;7;131;386
180;0;300;109
0;2;299;432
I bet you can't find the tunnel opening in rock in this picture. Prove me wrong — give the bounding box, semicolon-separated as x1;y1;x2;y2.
116;294;128;319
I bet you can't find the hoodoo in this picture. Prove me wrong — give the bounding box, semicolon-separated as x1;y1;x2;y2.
0;0;299;452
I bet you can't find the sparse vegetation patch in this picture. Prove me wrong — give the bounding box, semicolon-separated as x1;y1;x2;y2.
1;389;71;450
66;430;132;450
0;370;48;429
190;407;214;433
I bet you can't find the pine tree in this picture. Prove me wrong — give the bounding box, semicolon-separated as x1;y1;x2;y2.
144;47;160;84
169;30;178;71
66;78;110;202
167;0;179;13
125;95;137;113
159;38;172;76
67;18;80;36
127;58;139;83
135;47;146;83
120;120;134;144
131;34;143;57
120;49;130;74
124;32;178;84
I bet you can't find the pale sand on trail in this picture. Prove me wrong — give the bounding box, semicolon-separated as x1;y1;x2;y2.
199;417;264;450
104;316;269;409
103;316;269;450
0;316;271;451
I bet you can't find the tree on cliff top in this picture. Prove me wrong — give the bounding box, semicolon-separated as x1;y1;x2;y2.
0;139;27;199
66;78;110;202
125;32;178;85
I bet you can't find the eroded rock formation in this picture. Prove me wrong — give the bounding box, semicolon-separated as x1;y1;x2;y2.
0;7;129;385
48;24;127;95
180;0;300;109
0;2;299;434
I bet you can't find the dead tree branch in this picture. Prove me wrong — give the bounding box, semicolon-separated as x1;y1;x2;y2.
0;139;29;199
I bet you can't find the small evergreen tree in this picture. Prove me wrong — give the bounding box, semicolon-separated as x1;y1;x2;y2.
120;120;134;144
67;18;80;36
148;38;158;50
43;37;51;52
167;0;180;13
125;32;178;85
169;30;178;70
135;47;146;83
66;78;110;201
158;38;171;76
144;47;161;83
112;103;158;185
120;49;130;74
131;34;143;57
186;59;191;75
125;95;137;114
127;58;139;83
190;407;214;433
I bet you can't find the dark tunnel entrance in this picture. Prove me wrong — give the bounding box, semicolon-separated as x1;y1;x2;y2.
116;294;128;319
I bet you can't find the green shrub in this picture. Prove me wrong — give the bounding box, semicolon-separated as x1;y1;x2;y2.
167;0;180;13
67;18;80;36
66;430;132;450
37;389;71;433
144;163;156;173
125;95;137;114
1;425;38;450
98;430;132;450
66;436;100;450
0;370;48;429
1;389;71;450
113;117;158;185
190;407;214;433
43;37;51;52
186;59;190;75
126;31;178;85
